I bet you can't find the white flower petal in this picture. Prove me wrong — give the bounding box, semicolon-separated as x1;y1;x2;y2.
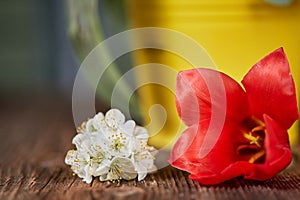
92;112;105;130
65;150;77;165
133;159;149;181
122;171;137;180
134;126;149;140
99;174;108;181
137;172;147;181
107;157;137;181
86;118;97;133
93;159;111;176
83;165;93;183
120;120;135;137
84;177;93;184
132;150;157;181
94;165;109;177
72;133;85;148
105;109;125;130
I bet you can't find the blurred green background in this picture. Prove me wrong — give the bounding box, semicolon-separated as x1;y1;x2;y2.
0;0;129;97
0;0;74;95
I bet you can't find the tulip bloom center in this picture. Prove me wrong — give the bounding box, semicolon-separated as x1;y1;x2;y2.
236;117;266;164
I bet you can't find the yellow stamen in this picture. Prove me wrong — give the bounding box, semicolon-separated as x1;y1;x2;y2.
248;149;266;163
243;133;261;147
77;121;87;132
251;125;265;133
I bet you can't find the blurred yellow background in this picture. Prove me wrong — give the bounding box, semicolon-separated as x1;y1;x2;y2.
127;0;300;147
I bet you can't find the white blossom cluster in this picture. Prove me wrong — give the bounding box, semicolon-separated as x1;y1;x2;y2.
65;109;157;183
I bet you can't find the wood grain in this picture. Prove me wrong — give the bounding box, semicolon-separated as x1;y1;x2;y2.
0;95;300;200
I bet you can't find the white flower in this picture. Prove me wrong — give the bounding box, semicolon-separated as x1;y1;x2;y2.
99;157;138;182
130;126;158;181
127;126;149;153
65;132;111;183
65;108;157;183
130;150;154;181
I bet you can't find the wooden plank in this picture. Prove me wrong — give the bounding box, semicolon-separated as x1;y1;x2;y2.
0;95;300;199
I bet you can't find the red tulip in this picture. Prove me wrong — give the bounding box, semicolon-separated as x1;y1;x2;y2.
169;48;299;185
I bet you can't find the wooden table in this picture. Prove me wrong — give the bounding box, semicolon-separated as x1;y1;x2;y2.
1;95;300;200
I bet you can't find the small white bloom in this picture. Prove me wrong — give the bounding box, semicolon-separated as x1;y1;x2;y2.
99;157;137;182
131;138;158;181
127;126;149;153
65;108;157;183
104;109;125;130
65;132;111;183
90;112;105;131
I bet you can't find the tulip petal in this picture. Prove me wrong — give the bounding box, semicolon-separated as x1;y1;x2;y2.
171;68;251;182
190;161;253;185
242;48;299;129
168;125;200;170
245;114;292;180
169;120;249;184
184;114;292;184
176;68;250;127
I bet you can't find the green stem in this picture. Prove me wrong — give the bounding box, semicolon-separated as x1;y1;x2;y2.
65;0;142;122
